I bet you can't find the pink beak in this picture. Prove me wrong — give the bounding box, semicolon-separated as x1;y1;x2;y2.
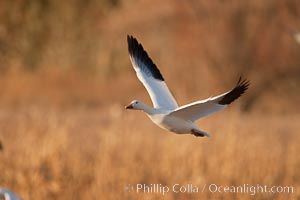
125;103;133;109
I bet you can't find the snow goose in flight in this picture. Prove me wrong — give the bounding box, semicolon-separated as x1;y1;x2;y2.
125;35;249;137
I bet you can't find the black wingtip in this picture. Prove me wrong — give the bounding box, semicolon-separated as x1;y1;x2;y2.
127;35;135;53
127;35;164;81
218;77;250;105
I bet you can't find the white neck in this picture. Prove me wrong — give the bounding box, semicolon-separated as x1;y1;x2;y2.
140;103;157;115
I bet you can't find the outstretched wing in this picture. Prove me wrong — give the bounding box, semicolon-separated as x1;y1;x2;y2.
169;77;250;121
127;35;178;110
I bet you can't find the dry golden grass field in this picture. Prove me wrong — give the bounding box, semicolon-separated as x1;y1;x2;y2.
0;70;299;200
0;0;300;199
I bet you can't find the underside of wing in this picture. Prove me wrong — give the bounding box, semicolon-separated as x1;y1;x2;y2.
127;35;178;110
170;77;250;121
169;99;226;121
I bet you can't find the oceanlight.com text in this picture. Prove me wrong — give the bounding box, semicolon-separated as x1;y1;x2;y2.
206;183;293;196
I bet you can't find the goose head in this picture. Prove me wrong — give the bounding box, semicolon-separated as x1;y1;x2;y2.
125;100;145;110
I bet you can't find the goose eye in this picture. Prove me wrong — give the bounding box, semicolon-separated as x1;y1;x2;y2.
135;102;138;104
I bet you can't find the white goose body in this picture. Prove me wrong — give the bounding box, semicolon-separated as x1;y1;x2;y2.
126;35;249;137
151;114;199;134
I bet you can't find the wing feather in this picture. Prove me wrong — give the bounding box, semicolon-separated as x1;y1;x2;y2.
127;35;178;110
169;77;249;121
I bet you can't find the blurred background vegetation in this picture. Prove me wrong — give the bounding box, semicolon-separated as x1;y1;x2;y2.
0;0;119;71
0;0;299;199
0;0;299;112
